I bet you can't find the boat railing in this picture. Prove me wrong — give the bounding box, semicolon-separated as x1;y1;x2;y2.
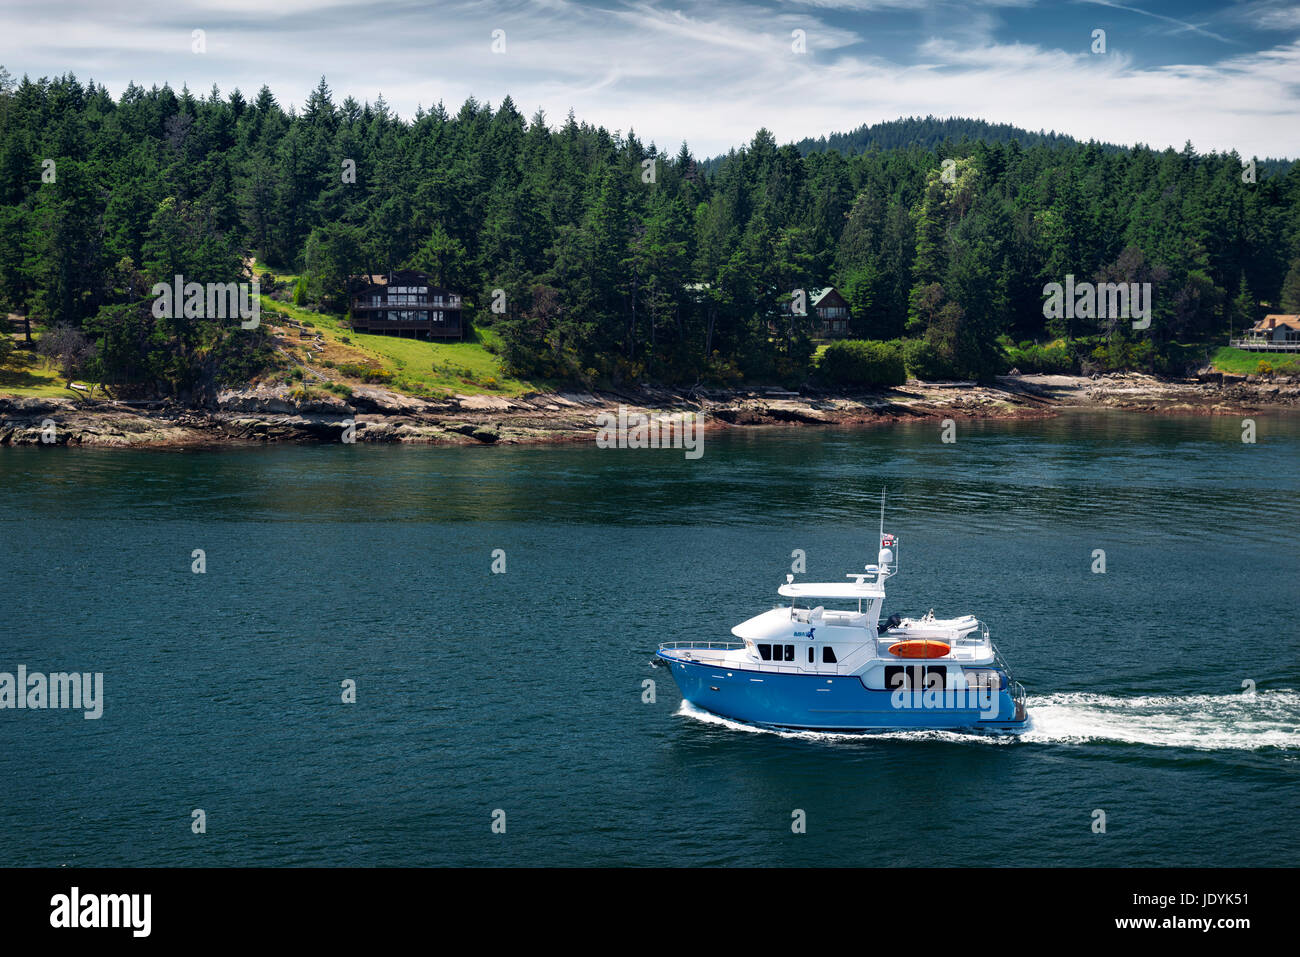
659;640;744;653
658;640;863;677
951;621;990;647
1011;680;1027;722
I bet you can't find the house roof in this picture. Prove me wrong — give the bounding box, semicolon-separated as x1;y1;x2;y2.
352;269;439;286
1250;314;1300;331
350;271;463;295
810;287;838;305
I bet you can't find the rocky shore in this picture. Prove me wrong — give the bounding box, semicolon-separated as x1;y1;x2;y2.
2;372;1296;448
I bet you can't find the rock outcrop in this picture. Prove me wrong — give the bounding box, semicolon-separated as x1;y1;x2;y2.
2;373;1295;448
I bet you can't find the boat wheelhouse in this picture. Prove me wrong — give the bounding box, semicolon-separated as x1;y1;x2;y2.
656;531;1027;732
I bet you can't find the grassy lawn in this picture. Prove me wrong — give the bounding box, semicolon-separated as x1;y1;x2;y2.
249;258;301;287
1;326;93;397
1;291;538;400
259;296;538;397
1210;345;1300;375
246;258;540;396
0;354;73;397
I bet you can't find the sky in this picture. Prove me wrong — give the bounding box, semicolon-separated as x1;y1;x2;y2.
1;0;1297;158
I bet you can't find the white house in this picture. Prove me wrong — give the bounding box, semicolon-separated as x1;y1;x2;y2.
1232;314;1300;352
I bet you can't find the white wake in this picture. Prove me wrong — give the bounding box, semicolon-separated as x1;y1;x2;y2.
1019;690;1300;751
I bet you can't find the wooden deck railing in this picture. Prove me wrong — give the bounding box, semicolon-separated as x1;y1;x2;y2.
1229;339;1300;352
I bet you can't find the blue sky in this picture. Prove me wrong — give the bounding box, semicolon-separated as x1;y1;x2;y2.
1;0;1297;157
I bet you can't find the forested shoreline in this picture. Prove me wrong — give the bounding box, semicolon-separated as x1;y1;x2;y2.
1;69;1299;401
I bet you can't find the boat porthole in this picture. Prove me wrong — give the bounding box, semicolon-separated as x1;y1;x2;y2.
710;686;719;692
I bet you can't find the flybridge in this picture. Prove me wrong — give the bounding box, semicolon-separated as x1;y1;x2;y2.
778;581;885;599
776;524;896;603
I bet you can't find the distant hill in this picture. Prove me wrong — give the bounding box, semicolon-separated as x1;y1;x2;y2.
697;115;1118;173
791;115;1115;156
703;115;1293;172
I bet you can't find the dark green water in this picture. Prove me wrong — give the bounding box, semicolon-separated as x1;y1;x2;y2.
1;411;1297;866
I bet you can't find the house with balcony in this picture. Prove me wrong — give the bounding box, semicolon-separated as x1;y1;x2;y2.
348;270;465;340
776;286;852;338
811;287;851;337
1231;314;1300;352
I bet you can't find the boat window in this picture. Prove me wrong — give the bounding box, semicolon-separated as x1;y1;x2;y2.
807;647;814;663
784;644;795;661
757;644;772;661
822;646;837;664
885;665;925;690
885;665;948;691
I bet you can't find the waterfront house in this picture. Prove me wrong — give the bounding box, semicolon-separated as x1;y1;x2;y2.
1231;314;1300;352
348;270;464;340
777;286;852;337
811;287;851;337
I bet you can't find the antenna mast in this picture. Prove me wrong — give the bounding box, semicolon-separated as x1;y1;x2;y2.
876;488;898;580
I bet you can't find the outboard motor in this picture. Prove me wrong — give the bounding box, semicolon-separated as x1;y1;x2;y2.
877;613;901;636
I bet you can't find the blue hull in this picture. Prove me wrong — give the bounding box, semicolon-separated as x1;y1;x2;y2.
658;653;1027;733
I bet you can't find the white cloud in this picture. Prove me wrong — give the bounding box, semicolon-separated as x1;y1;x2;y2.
0;0;1295;157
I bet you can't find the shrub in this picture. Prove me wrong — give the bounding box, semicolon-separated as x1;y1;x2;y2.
1004;342;1074;374
1256;360;1274;376
1151;342;1209;377
337;362;394;384
901;338;955;380
1087;337;1154;373
817;340;906;388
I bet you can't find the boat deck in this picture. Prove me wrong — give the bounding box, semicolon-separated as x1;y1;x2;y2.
876;635;993;661
659;636;995;674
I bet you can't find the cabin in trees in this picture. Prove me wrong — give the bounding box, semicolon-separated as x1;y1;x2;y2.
776;286;851;337
348;271;464;340
811;287;851;337
774;283;857;335
1232;314;1300;352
